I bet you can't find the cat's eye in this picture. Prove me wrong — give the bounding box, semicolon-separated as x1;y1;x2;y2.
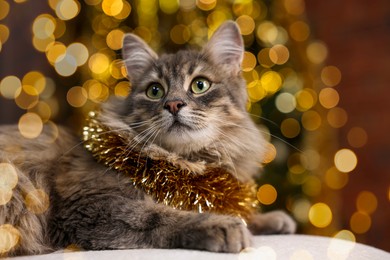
146;84;165;99
191;78;211;94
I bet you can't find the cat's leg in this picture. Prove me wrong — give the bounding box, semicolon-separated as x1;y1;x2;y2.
50;195;252;253
247;211;297;235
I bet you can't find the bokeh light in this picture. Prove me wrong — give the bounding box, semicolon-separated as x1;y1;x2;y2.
347;127;368;148
0;224;20;255
334;149;358;173
18;112;43;139
25;189;50;214
257;184;277;205
309;203;332;228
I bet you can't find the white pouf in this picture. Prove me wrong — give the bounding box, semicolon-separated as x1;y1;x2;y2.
11;235;389;260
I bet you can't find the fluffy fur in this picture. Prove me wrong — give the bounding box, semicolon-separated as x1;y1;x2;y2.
0;22;295;256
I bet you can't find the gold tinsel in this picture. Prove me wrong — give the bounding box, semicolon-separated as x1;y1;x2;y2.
83;111;259;220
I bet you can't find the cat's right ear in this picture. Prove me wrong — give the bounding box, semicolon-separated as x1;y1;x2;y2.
122;34;158;81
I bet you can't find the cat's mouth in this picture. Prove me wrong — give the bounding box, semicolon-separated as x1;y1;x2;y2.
167;119;193;132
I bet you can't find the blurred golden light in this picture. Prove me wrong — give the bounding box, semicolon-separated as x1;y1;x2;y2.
257;48;274;68
106;29;125;50
86;81;109;102
0;163;17;188
275;92;296;113
350;212;371;234
241;51;257;72
46;42;67;64
102;0;124;16
54;53;77;76
40;77;56;99
67;42;89;66
356;191;377;215
110;60;125;79
328;230;356;260
292;198;310;223
347;127;368;148
308;203;332;228
54;18;66;38
180;0;196;11
32;35;55;52
89;53;110;74
295;88;316;111
32;14;56;40
15;86;39;109
281;118;300;138
327;107;348;128
334;149;357;173
56;0;80;20
0;75;21;99
262;143;277;164
159;0;179;14
0;189;12;206
67;86;88;107
301;150;320;170
319;87;339;109
247;80;266;102
0;24;10;44
114;81;130;97
18;112;43;139
260;71;282;94
236;15;255;35
170;24;191;45
321;66;342;87
269;44;289;65
114;0;131;20
284;0;305;15
25;189;50;214
301;110;321;131
325;167;349;190
306;41;328;64
0;0;10;21
289;21;310;42
14;0;28;2
22;71;46;94
290;249;313;260
256;21;278;45
302;176;322;197
0;224;20;254
196;0;216;11
29;101;52;122
257;184;277;205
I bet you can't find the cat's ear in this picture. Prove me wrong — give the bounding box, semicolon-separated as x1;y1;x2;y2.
122;34;158;81
203;21;244;74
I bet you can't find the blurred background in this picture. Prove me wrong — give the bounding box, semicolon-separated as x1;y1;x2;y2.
0;0;389;253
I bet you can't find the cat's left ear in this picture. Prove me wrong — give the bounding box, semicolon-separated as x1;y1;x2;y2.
122;34;158;82
203;21;244;74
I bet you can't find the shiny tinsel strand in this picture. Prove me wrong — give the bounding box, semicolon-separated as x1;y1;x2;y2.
83;111;259;220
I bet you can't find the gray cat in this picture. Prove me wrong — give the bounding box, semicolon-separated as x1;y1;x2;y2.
0;21;295;256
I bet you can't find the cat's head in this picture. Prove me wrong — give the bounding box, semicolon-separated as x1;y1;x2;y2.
105;21;265;175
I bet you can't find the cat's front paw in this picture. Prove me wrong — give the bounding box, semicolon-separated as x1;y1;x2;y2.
247;211;297;235
175;215;252;253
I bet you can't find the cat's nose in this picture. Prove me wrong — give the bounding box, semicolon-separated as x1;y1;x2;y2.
164;100;186;115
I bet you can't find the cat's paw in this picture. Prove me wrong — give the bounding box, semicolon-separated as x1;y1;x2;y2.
176;215;252;253
247;211;296;235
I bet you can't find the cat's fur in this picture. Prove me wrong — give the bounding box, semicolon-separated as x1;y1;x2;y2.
0;21;295;256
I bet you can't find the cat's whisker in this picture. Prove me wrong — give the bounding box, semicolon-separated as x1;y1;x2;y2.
245;112;280;128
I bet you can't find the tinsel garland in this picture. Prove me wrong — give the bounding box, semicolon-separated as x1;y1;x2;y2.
82;111;259;220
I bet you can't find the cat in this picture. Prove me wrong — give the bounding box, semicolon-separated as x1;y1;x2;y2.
0;21;295;256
